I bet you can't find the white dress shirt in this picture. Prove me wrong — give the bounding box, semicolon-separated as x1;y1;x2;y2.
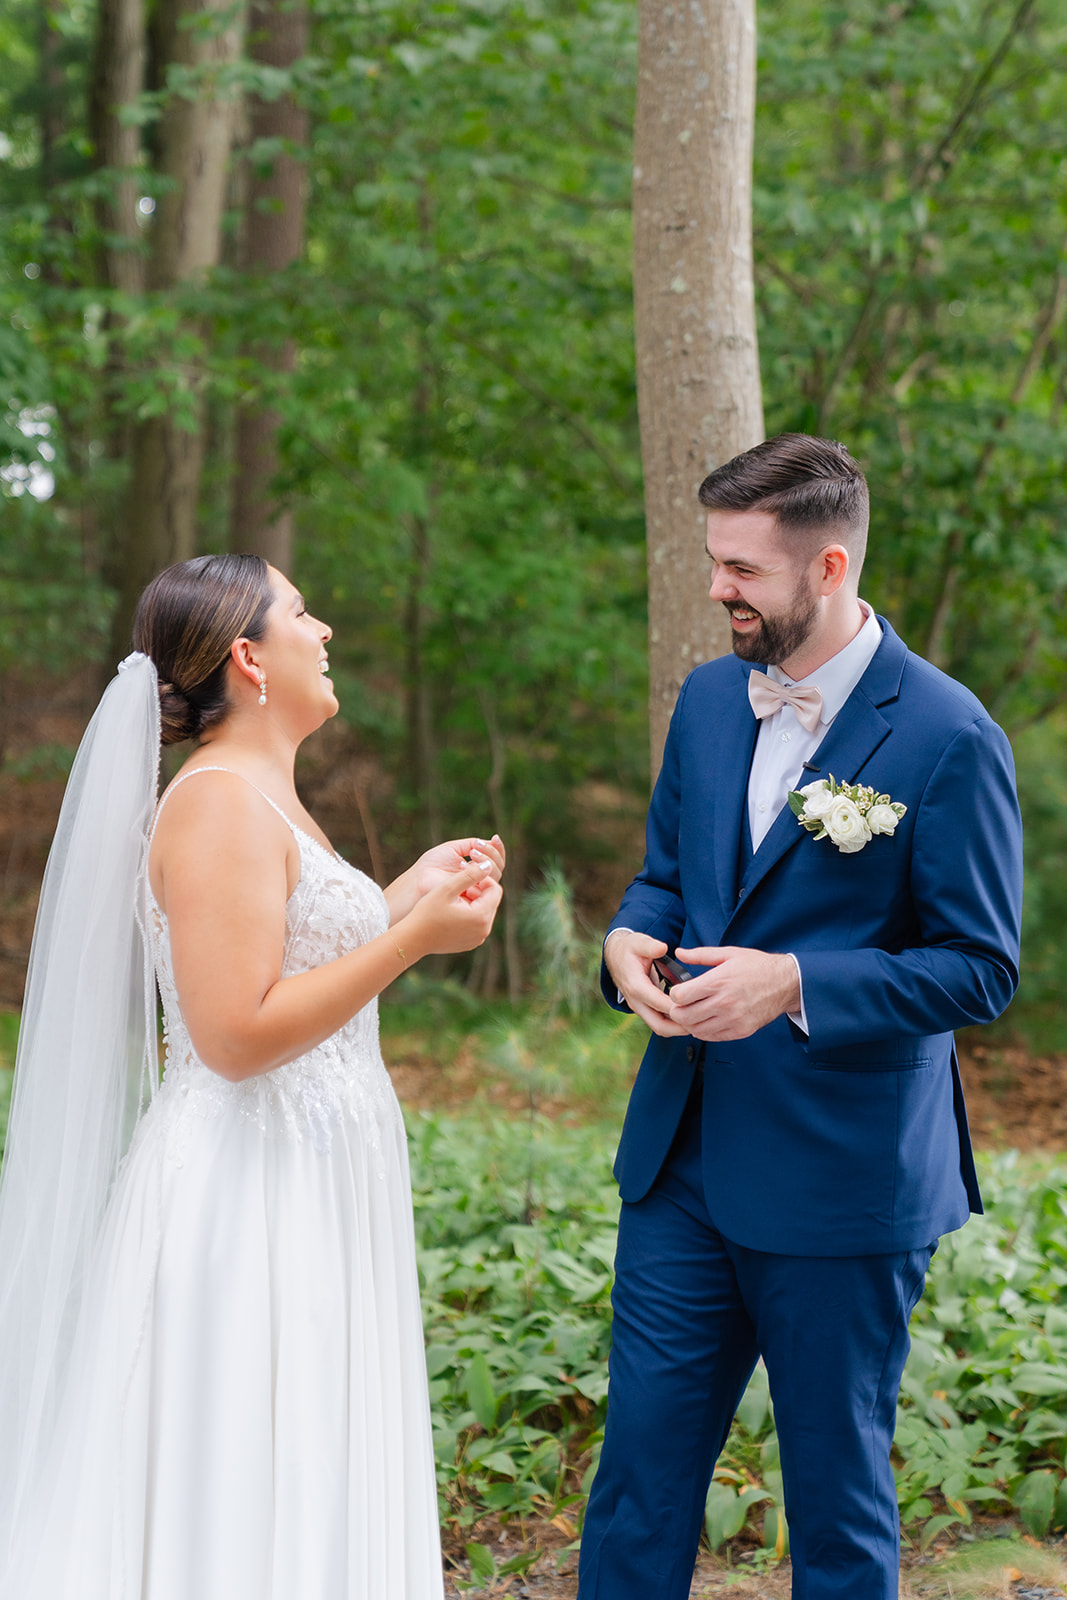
750;601;882;1033
607;602;884;1034
748;601;883;851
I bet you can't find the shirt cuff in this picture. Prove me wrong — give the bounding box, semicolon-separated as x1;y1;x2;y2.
786;952;809;1036
604;927;636;1006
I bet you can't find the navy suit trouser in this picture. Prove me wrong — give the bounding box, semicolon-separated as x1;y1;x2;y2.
578;1072;933;1600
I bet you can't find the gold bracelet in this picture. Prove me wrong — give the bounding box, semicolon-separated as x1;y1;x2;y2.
395;944;407;969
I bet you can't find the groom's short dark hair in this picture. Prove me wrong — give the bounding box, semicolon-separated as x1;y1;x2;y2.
698;434;869;569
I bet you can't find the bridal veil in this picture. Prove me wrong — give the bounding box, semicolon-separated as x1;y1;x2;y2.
0;653;159;1560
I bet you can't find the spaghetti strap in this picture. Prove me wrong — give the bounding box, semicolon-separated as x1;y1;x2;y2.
151;764;298;840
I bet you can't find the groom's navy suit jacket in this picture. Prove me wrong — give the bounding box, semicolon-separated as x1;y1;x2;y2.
603;620;1022;1258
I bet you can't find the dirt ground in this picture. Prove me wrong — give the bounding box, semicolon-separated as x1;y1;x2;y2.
438;1526;1067;1599
389;1032;1067;1158
435;1523;1067;1600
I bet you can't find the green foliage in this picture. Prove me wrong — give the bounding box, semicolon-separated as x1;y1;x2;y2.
0;1004;17;1158
381;971;642;1124
1005;719;1067;1046
286;0;648;863
0;1068;11;1161
408;1115;1067;1553
407;1110;617;1532
521;864;599;1017
3;0;1067;1024
756;0;1067;725
458;1539;539;1594
0;1010;15;1159
3;970;1067;1554
1;742;75;781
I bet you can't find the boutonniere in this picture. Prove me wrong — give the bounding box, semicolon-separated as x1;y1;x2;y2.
787;776;907;856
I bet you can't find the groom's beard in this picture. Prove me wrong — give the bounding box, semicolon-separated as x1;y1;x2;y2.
724;577;818;667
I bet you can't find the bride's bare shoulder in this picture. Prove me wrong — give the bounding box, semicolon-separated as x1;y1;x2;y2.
149;764;295;907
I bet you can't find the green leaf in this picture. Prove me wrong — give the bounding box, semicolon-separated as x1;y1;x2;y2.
1011;1363;1066;1396
919;1513;962;1552
499;1549;540;1576
704;1482;771;1551
704;1483;749;1550
424;1342;454;1379
473;1449;518;1478
735;1363;771;1435
1053;1476;1067;1532
465;1541;497;1583
1014;1469;1057;1538
465;1353;498;1431
763;1505;789;1559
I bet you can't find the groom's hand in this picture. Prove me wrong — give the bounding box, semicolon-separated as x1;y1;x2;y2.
670;946;800;1042
603;931;689;1038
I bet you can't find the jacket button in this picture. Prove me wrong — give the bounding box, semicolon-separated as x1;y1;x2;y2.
686;1046;695;1063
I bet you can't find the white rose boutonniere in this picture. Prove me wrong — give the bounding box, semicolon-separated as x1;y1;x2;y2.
825;796;871;854
787;776;907;856
866;803;901;836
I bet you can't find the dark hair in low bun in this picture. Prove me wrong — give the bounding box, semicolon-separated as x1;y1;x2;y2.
133;554;274;746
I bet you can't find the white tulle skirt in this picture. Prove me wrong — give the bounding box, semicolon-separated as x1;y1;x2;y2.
2;1076;444;1600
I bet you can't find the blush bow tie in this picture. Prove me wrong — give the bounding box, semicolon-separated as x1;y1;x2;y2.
747;674;824;733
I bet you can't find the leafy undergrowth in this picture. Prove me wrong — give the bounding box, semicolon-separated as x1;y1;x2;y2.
440;1531;1067;1598
408;1111;617;1557
409;1113;1067;1575
0;1008;17;1158
382;973;641;1127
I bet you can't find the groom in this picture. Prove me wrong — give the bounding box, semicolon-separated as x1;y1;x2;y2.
577;435;1022;1599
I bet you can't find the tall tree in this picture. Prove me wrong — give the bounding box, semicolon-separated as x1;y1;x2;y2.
633;0;764;771
89;0;145;297
230;0;308;569
89;0;145;614
115;0;247;651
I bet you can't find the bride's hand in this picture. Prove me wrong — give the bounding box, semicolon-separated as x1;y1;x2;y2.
383;836;505;926
401;860;503;956
412;836;506;898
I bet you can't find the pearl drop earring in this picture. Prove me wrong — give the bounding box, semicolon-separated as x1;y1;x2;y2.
257;671;267;707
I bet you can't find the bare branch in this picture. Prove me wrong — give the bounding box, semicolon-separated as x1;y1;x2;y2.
910;0;1037;192
454;332;635;496
816;0;1038;432
491;172;627;213
816;277;882;433
925;241;1067;666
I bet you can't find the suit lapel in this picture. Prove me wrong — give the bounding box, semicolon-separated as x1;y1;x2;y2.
713;665;761;919
730;620;906;911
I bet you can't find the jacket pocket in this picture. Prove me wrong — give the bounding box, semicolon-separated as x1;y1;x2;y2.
811;1055;932;1073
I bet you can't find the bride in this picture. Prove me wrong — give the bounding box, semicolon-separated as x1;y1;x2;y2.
0;553;504;1599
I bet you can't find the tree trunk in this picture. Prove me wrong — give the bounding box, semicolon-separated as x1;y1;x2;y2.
403;511;441;845
633;0;764;775
40;0;81;287
89;0;146;656
230;0;308;570
114;0;246;654
40;2;65;198
89;0;145;296
401;191;441;844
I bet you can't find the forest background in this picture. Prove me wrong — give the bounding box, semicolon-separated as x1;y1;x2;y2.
1;0;1067;1029
6;4;1067;1587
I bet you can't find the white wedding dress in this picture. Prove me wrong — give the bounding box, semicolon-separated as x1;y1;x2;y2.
1;769;444;1600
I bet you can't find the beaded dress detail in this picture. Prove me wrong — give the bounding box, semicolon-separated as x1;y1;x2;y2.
145;770;397;1162
1;768;445;1600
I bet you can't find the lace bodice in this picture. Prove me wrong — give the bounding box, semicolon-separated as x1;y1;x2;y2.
144;770;398;1159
